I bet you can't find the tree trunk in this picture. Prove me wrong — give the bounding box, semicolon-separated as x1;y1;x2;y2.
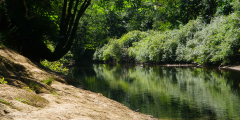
17;0;91;62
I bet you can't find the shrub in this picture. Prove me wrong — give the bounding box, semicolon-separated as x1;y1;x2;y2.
119;30;149;47
103;40;122;62
93;30;148;62
94;12;240;65
93;45;108;61
179;12;240;65
129;30;179;63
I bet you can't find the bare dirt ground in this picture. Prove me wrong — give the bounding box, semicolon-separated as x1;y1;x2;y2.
0;46;157;120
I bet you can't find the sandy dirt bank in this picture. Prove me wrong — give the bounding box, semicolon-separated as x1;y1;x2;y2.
0;46;157;120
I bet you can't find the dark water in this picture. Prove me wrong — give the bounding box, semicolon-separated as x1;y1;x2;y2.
70;64;240;119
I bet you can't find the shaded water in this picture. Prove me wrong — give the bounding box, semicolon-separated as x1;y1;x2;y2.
70;64;240;119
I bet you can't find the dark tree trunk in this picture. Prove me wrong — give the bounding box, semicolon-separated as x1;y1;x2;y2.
49;0;91;61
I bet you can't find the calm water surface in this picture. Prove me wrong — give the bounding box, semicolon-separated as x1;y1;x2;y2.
70;64;240;119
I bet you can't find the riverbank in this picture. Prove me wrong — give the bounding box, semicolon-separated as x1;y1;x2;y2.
0;46;156;120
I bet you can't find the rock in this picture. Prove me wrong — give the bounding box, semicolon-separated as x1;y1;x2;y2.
3;109;11;114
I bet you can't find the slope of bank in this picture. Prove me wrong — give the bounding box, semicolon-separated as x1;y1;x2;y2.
0;46;156;120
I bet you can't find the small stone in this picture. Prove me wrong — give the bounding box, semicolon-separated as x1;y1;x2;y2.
3;109;11;114
134;109;139;112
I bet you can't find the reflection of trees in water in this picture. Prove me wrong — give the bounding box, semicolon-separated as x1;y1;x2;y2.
71;64;240;119
222;70;240;94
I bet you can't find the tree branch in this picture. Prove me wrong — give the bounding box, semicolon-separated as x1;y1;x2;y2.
23;0;31;19
37;0;47;16
63;0;91;50
23;0;47;20
66;0;80;43
59;0;68;36
56;0;68;51
63;0;74;37
44;0;91;61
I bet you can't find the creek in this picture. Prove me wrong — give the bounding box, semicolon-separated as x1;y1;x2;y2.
69;64;240;119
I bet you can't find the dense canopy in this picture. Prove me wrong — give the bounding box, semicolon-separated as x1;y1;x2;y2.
0;0;240;66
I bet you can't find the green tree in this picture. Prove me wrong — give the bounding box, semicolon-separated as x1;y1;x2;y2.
0;0;151;62
0;0;91;62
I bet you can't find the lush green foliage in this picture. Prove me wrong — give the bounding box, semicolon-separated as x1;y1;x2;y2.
94;12;240;65
93;31;148;62
75;0;238;63
177;13;240;65
1;0;240;65
0;0;59;50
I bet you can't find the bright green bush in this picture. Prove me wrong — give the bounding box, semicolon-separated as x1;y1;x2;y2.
178;12;240;65
175;18;207;62
93;30;148;62
232;0;240;11
93;39;121;62
103;40;122;62
94;12;240;65
119;30;149;47
93;45;108;61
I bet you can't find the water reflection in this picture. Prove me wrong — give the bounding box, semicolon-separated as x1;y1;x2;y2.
71;64;240;119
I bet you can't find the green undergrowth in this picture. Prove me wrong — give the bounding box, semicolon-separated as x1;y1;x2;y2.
16;93;49;108
40;43;72;75
15;98;28;104
22;87;33;92
0;99;10;105
94;12;240;65
28;82;41;92
42;76;54;85
0;77;7;84
41;60;69;75
0;98;22;111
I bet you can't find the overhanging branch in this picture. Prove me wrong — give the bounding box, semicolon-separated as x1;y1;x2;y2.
50;0;91;61
63;0;91;51
66;0;80;41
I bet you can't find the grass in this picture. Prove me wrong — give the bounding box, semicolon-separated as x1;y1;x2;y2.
51;91;59;96
0;99;10;105
0;77;7;84
28;82;41;92
22;87;33;92
42;76;54;85
15;98;28;104
0;98;22;111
